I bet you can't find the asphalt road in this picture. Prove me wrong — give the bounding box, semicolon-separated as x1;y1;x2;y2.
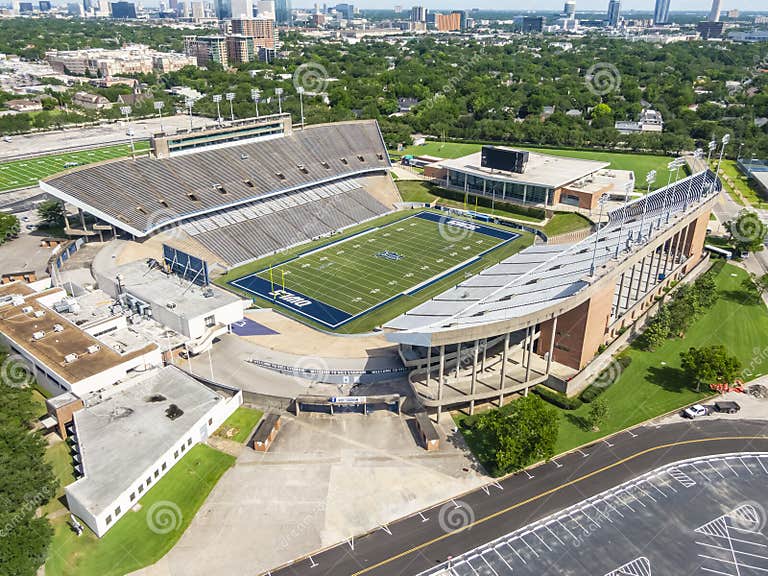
267;418;768;576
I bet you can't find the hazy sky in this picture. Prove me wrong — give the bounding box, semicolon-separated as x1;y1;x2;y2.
326;0;752;12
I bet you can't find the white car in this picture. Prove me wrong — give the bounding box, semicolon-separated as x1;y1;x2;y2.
683;404;708;419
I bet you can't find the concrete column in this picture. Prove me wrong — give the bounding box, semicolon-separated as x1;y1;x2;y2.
643;249;656;293
470;340;479;415
634;256;647;301
78;208;87;230
481;338;487;372
525;326;535;381
614;272;626;318
425;345;432;389
625;264;637;311
546;316;558;375
681;221;694;263
499;332;510;404
455;342;461;379
437;345;445;421
653;244;664;286
663;234;676;275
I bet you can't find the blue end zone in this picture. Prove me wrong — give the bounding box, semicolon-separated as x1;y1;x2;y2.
228;211;520;329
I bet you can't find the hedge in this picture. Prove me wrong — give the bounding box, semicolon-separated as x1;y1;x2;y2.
532;385;583;410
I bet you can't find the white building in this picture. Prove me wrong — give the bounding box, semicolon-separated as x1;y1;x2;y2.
615;108;664;134
65;366;242;537
0;282;162;398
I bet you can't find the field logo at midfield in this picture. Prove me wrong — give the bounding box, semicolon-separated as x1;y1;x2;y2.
269;289;313;308
446;219;479;231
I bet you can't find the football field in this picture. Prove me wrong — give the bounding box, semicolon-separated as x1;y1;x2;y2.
230;211;521;329
0;141;150;192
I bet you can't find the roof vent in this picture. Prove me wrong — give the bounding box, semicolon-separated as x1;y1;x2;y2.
64;353;78;363
33;310;45;318
165;404;184;421
166;301;177;309
87;344;100;354
53;324;64;332
21;306;33;314
32;331;45;340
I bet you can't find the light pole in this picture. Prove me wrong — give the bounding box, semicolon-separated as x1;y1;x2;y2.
153;100;165;133
119;105;134;159
275;87;284;114
185;97;194;130
615;180;632;258
715;134;730;181
703;139;717;197
590;193;609;277
212;94;222;124
225;92;235;122
297;86;305;129
684;149;703;211
251;88;260;118
637;169;656;241
662;157;685;224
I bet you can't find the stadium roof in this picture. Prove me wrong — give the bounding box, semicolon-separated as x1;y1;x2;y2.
41;120;390;238
434;149;609;189
384;171;719;342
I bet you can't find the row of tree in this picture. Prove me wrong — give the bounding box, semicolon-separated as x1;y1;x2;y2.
0;352;58;576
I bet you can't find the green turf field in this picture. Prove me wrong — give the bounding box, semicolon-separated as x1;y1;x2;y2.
396;141;672;191
0;141;150;192
256;214;511;317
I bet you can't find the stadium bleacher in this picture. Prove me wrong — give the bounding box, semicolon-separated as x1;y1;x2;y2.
43;120;390;236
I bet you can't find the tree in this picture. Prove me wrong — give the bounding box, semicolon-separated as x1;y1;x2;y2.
37;200;65;227
587;398;609;431
639;305;671;351
726;210;768;255
680;345;742;392
474;395;559;476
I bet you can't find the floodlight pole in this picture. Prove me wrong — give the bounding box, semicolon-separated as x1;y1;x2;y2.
662;158;682;225
703;139;717;199
251;89;260;118
715;134;730;187
186;98;194;130
683;149;703;211
275;87;284;114
154;101;165;133
297;86;305;130
120;106;134;159
226;92;235;122
590;194;608;277
638;170;656;241
212;94;222;124
615;181;631;258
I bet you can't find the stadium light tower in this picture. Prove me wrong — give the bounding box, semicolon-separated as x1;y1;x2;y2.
251;88;261;118
119;106;134;159
715;134;730;182
704;139;717;196
684;149;704;211
663;157;686;224
185;98;195;130
275;87;284;114
297;86;305;130
225;92;236;122
212;94;223;124
590;193;609;277
153;101;165;133
637;169;656;241
615;179;633;258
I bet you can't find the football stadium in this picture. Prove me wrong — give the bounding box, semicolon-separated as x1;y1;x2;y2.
40;114;724;412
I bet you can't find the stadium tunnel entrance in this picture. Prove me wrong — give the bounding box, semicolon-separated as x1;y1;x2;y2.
293;394;404;416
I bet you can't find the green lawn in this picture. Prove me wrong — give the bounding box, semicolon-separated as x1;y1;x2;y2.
720;160;767;209
45;444;234;576
457;263;768;463
542;213;593;237
0;141;150;192
220;209;534;333
397;141;672;191
214;406;264;443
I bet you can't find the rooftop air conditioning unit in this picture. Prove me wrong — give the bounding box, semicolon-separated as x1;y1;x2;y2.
32;331;45;340
87;345;100;354
64;353;78;363
53;324;64;332
11;295;24;306
21;306;33;314
166;301;176;310
33;310;45;318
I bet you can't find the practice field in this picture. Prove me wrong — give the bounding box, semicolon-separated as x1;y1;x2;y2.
230;211;521;329
0;141;149;192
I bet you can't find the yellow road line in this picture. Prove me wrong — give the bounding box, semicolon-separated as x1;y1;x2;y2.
350;435;768;575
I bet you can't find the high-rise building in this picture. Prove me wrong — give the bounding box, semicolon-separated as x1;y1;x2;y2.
110;1;137;18
214;0;231;19
522;15;544;33
190;0;204;17
454;9;468;30
607;0;620;27
410;5;426;22
274;0;291;24
39;1;52;11
708;0;722;22
697;20;724;38
653;0;670;24
184;35;228;66
231;17;277;48
334;2;353;19
257;0;274;17
434;11;461;31
563;0;576;19
230;0;252;18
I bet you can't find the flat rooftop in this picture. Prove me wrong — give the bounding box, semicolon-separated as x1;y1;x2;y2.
66;366;225;517
436;149;609;189
114;260;242;319
0;283;157;385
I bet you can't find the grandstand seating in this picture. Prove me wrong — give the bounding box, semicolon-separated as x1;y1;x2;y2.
184;178;390;266
43;121;390;235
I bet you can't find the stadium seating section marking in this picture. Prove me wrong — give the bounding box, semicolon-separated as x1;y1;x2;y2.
229;211;520;329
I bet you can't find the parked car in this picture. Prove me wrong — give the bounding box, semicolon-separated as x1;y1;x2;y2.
683;404;708;419
714;401;741;414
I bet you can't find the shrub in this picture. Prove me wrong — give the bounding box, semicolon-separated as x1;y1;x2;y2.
532;385;583;410
580;385;604;403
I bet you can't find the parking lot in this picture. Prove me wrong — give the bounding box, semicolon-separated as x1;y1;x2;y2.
421;453;768;576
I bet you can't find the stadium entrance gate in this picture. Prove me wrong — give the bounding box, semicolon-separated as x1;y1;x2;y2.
294;394;403;416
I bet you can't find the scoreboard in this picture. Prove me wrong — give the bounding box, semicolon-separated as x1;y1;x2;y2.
481;146;529;174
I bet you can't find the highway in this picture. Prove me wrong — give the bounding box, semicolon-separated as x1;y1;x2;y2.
268;418;768;576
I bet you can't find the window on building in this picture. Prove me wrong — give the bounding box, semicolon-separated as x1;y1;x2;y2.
187;438;192;446
114;506;121;517
162;462;167;471
154;470;159;478
208;418;213;426
146;477;152;486
106;515;112;525
130;492;136;502
138;485;144;493
174;450;179;459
